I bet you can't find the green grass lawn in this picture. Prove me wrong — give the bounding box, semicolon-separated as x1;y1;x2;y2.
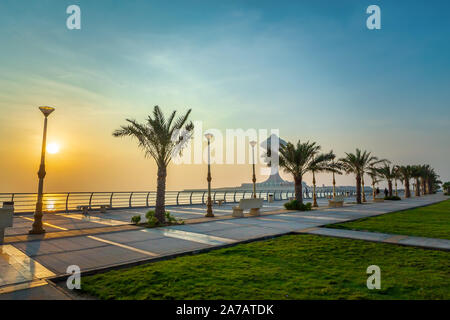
330;199;450;239
80;234;449;300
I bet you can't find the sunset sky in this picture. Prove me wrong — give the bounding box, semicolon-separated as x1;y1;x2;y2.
0;0;449;193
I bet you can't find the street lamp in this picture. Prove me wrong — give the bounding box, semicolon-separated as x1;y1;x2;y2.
30;106;55;234
250;140;257;198
205;133;214;217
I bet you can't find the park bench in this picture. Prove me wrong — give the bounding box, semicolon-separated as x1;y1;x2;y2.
328;195;345;208
232;198;263;217
77;204;110;215
215;199;224;206
0;202;14;244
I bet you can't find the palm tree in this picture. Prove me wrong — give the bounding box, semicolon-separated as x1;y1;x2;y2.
397;165;412;198
377;164;396;197
410;165;423;197
367;167;382;200
339;149;384;204
113;106;194;224
393;165;401;197
310;151;341;207
426;168;441;194
278;140;332;204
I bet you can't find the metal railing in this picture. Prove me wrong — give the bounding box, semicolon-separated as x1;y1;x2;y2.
0;188;359;214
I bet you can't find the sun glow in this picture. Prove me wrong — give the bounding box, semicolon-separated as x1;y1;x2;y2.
47;143;60;154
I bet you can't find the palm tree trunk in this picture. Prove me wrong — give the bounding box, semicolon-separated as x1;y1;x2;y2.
388;180;393;197
356;174;362;204
372;181;376;200
404;179;411;198
155;165;167;224
421;179;427;195
294;176;303;204
415;178;420;196
361;175;366;202
312;172;318;207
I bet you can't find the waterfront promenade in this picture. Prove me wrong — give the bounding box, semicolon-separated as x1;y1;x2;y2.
0;194;447;299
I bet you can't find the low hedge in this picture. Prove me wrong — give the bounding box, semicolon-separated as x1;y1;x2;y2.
384;196;401;201
284;200;312;211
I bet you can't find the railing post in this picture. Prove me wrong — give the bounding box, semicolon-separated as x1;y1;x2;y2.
202;191;206;204
11;193;15;202
146;192;150;207
89;192;94;208
110;192;114;208
234;191;237;203
129;192;133;208
213;191;216;204
243;191;246;200
190;192;193;205
176;192;180;205
223;191;227;203
66;193;70;212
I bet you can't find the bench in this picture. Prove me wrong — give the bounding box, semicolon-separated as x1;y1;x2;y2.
0;202;14;244
77;204;110;215
233;198;263;217
373;198;384;202
215;200;224;206
328;196;345;208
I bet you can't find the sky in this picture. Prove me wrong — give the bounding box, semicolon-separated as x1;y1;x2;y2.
0;0;449;193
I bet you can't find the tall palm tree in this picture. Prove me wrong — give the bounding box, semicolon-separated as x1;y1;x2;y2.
410;165;423;197
393;165;401;197
367;167;382;200
426;167;440;194
113;106;194;224
377;164;396;197
339;149;383;204
278;140;332;204
397;165;412;198
310;151;341;207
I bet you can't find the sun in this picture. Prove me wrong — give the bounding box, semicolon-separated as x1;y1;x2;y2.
47;143;60;154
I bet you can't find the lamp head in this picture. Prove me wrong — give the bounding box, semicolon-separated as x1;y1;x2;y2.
204;133;214;141
39;106;55;117
249;140;257;148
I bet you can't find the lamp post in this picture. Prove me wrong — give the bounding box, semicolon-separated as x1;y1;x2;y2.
30;106;55;234
205;133;214;217
250;140;257;198
332;164;336;200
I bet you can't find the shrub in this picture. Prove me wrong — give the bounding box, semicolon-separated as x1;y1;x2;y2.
384;196;401;201
284;200;312;211
145;210;184;227
165;211;177;224
131;215;141;225
145;210;160;227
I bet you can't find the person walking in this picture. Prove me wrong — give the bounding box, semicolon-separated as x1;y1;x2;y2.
384;188;388;198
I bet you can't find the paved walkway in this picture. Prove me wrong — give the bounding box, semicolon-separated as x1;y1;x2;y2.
0;194;447;299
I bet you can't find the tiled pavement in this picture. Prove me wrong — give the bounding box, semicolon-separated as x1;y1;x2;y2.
0;194;447;299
